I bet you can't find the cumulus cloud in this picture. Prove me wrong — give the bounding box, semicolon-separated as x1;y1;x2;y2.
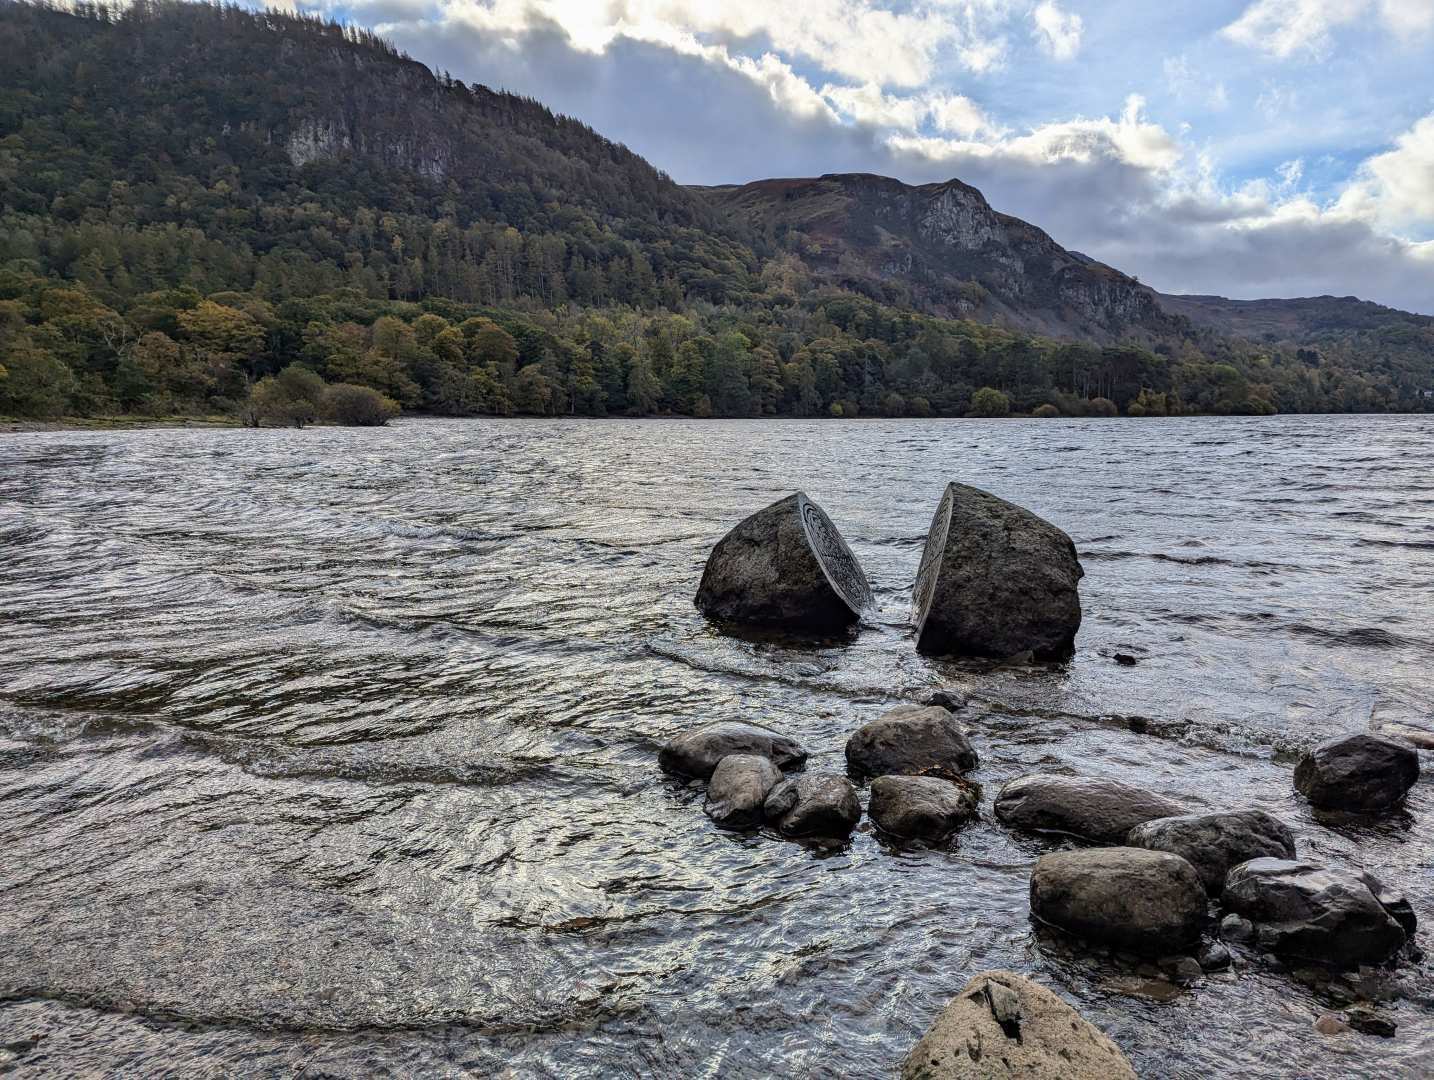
1222;0;1434;58
1336;112;1434;230
428;0;1009;86
1030;0;1082;60
820;83;1000;137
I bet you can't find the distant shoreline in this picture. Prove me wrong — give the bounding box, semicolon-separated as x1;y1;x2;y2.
5;411;1432;435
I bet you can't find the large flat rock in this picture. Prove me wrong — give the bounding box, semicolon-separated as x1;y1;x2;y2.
1030;847;1206;954
994;774;1186;845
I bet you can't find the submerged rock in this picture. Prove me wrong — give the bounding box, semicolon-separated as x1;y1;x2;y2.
845;704;978;782
658;721;807;780
1127;810;1296;894
994;774;1187;845
695;492;872;633
1293;733;1419;811
912;483;1083;659
1030;847;1206;954
1222;858;1409;967
703;754;783;829
1197;941;1232;971
868;775;979;841
901;969;1137;1080
763;773;862;839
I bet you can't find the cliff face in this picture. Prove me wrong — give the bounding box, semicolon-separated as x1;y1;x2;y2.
701;173;1180;343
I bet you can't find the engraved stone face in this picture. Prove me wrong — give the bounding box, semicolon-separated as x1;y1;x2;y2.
798;494;872;615
695;492;872;632
912;484;953;631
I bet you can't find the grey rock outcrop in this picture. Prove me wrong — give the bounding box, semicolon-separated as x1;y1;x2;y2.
1293;733;1419;811
658;721;807;779
1222;858;1410;967
913;484;1083;659
845;705;978;782
763;773;862;839
703;754;783;829
994;774;1186;845
1127;810;1296;894
901;970;1137;1079
695;493;872;633
1029;847;1206;954
869;775;979;841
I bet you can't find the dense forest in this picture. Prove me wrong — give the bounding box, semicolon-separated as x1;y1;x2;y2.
1;0;1431;422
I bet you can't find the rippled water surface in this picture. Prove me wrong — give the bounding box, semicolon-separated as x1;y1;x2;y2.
2;415;1432;1078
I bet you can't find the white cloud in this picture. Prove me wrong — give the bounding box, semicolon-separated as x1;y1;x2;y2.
1221;0;1434;58
432;0;1011;87
1164;54;1232;111
1031;0;1082;60
820;83;1000;137
1335;112;1434;229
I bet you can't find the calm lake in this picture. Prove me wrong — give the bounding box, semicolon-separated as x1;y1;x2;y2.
2;415;1431;1077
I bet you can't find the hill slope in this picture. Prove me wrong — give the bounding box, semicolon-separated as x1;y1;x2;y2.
0;0;1430;421
700;173;1184;343
0;0;755;306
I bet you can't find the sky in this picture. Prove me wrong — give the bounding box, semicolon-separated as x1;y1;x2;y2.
276;0;1434;312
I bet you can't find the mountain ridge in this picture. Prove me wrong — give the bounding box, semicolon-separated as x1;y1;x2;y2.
697;171;1184;343
1;0;1431;421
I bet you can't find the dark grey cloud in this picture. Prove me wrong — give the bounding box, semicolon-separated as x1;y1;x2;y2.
384;20;1434;314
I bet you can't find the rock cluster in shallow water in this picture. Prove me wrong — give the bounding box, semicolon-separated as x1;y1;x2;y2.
695;485;1085;661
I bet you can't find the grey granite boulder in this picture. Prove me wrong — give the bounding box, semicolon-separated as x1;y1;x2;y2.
868;775;979;841
845;704;978;782
1127;810;1296;894
901;970;1137;1079
763;772;862;839
1030;847;1206;954
1293;733;1419;811
994;774;1186;845
695;492;872;632
703;754;783;829
658;721;806;779
912;483;1083;659
1222;858;1409;967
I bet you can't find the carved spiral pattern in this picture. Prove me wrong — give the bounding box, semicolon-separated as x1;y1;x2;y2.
912;485;953;625
800;499;871;612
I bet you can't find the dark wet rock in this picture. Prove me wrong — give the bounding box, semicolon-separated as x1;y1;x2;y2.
1222;859;1408;967
1198;941;1232;971
912;482;1083;660
994;774;1187;844
1114;653;1138;666
1220;913;1255;943
703;754;783;829
1293;733;1419;811
1127;809;1296;894
1358;870;1417;937
1160;955;1203;983
845;705;978;782
695;492;872;632
763;772;861;839
868;775;979;841
921;689;967;711
1346;1006;1397;1037
658;721;807;780
1030;847;1206;954
901;969;1137;1080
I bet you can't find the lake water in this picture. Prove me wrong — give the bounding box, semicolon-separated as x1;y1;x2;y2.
1;415;1431;1077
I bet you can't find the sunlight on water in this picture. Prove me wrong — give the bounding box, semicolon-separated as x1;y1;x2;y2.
1;415;1431;1076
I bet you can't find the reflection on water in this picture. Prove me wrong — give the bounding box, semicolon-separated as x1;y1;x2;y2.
1;415;1431;1077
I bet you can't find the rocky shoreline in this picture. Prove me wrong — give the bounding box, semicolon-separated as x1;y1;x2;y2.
666;485;1425;1075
